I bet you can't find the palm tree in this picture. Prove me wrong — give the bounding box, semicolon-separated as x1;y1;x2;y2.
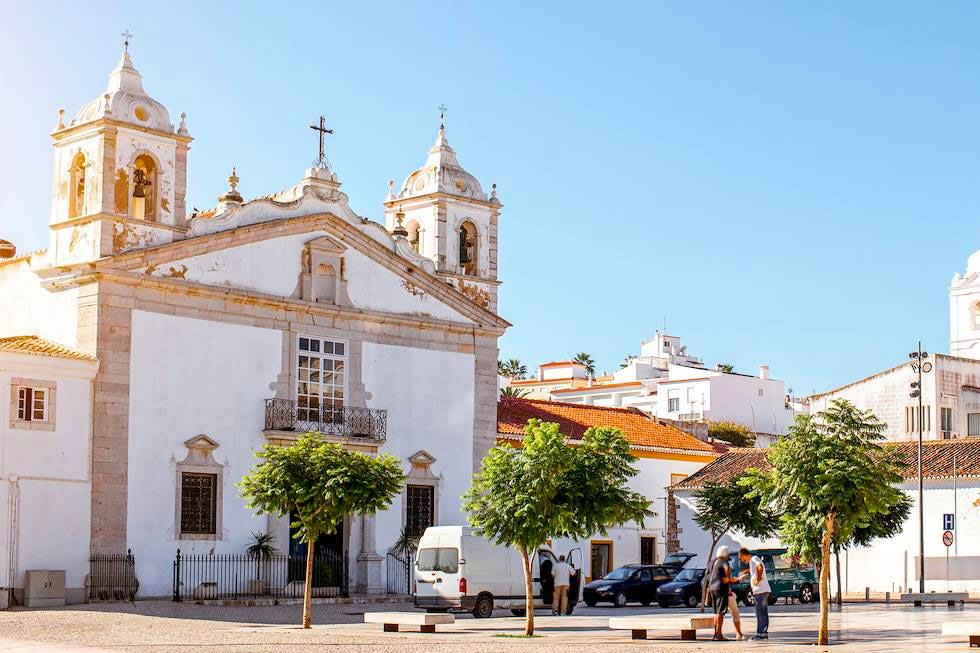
245;531;279;581
573;352;596;377
499;358;528;380
500;386;530;399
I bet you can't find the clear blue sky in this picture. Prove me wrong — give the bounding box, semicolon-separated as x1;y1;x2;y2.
3;2;979;395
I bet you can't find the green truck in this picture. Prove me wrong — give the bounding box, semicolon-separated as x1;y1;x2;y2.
731;548;818;606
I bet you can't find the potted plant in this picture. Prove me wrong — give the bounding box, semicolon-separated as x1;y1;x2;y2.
246;531;279;595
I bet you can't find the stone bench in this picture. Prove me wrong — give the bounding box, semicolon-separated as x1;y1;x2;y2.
364;612;455;633
609;616;716;641
900;592;968;607
942;621;980;647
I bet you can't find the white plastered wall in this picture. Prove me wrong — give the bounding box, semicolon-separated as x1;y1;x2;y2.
0;261;78;348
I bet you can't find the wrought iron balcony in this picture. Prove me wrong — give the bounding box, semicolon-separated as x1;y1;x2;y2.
263;399;387;441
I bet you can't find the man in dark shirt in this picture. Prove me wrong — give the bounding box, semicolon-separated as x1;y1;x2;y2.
708;545;733;641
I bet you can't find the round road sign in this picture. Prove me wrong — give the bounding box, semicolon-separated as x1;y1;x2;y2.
943;530;954;547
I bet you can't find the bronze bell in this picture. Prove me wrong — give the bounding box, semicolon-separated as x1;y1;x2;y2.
132;169;149;198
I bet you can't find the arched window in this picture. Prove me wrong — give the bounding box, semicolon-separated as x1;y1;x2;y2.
458;221;477;276
132;154;157;222
314;263;337;304
68;153;86;218
406;220;421;254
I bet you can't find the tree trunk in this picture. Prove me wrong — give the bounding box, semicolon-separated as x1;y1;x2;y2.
302;538;315;629
818;514;835;646
835;550;842;606
520;545;535;636
700;534;721;613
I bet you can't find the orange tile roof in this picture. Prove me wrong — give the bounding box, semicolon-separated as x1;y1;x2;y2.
552;381;644;394
0;335;96;362
497;398;714;453
674;437;980;490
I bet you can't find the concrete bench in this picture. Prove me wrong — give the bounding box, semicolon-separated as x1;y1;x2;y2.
900;592;968;607
942;621;980;647
609;616;716;641
364;611;455;633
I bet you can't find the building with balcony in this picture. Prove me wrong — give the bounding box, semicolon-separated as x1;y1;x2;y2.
0;44;507;602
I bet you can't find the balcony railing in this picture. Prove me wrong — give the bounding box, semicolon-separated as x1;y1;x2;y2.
678;412;703;422
263;399;387;441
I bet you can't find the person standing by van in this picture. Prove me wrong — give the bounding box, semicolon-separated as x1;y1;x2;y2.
708;545;733;641
551;555;573;615
737;547;771;640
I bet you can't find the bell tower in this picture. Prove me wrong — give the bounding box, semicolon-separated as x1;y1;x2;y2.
48;37;191;265
384;110;502;313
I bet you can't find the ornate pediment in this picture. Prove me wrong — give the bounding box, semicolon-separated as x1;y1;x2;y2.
184;434;219;452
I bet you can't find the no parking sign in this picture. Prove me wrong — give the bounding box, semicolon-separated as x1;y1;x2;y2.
943;530;954;547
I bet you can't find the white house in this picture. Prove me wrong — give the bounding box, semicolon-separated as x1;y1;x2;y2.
0;44;507;602
672;442;980;594
496;397;721;580
0;336;99;607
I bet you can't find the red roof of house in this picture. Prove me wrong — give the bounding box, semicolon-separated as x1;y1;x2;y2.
497;398;715;453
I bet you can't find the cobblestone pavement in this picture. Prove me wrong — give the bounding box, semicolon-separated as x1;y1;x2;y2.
0;600;976;652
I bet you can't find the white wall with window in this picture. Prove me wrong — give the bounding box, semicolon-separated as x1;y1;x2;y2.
0;341;98;606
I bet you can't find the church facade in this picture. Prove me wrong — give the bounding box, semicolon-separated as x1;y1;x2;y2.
0;46;507;601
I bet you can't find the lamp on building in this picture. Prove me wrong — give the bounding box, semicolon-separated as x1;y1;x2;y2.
909;341;932;596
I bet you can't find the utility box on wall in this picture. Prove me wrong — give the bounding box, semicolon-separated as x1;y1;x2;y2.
24;570;66;608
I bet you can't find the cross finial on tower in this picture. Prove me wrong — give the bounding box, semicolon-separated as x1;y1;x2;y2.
309;115;334;169
438;104;447;130
121;29;133;53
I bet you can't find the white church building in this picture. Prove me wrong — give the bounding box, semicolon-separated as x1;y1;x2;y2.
0;45;507;603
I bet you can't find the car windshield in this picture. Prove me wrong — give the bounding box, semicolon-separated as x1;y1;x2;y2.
602;567;638;580
663;554;690;565
674;568;704;582
416;547;459;573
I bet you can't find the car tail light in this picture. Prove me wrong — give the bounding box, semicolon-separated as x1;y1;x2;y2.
459;577;467;595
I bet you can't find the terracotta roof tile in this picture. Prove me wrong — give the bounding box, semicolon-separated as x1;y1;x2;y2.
674;437;980;490
0;335;96;362
497;398;714;453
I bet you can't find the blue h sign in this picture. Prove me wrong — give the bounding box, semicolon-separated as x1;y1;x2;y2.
944;513;955;530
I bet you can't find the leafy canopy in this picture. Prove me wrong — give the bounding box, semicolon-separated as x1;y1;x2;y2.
693;477;781;540
742;400;908;562
240;432;406;543
708;421;756;448
463;419;652;551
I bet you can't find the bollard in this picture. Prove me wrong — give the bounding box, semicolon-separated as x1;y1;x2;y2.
885;591;890;603
865;587;870;601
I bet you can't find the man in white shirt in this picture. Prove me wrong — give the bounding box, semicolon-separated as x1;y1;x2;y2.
551;555;573;615
737;548;771;640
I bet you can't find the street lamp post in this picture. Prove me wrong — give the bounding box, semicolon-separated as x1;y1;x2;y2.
909;341;932;595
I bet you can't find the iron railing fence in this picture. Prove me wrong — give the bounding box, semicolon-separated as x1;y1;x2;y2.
88;549;138;601
263;399;387;440
172;549;348;602
386;551;414;595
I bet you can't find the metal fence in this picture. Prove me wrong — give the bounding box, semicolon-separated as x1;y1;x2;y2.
263;399;387;440
88;549;138;601
172;549;348;601
386;551;414;595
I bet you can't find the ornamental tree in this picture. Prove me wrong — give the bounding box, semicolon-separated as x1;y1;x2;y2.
239;432;405;628
462;420;652;636
707;421;756;447
692;477;781;609
742;400;907;645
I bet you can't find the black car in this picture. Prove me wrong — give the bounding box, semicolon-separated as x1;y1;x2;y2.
582;564;674;607
655;567;706;608
661;552;697;571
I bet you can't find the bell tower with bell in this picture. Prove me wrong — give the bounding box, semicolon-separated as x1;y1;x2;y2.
48;32;192;265
384;106;502;313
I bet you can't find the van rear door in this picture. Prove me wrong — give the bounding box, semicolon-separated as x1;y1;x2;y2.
415;540;461;606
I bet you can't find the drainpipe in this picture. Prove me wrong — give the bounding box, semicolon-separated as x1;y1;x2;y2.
6;476;18;603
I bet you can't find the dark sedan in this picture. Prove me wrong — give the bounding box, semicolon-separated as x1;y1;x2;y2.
583;564;674;607
656;567;706;608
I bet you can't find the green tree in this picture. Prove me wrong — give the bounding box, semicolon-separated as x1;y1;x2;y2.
499;358;528;380
240;432;405;628
572;352;596;376
717;363;734;373
833;494;912;604
742;400;907;645
691;477;781;609
462;420;652;635
708;421;756;447
500;386;530;399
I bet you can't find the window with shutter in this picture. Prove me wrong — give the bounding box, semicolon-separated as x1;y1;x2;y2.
180;472;218;536
406;485;435;538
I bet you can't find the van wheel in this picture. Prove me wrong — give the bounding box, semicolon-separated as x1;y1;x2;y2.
510;608;526;617
613;592;628;608
473;595;494;619
799;584;814;604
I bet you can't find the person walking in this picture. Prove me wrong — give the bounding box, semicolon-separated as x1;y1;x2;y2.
707;545;733;641
738;547;771;640
551;555;573;615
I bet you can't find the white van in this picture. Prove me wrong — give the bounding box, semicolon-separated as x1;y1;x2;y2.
413;525;583;618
